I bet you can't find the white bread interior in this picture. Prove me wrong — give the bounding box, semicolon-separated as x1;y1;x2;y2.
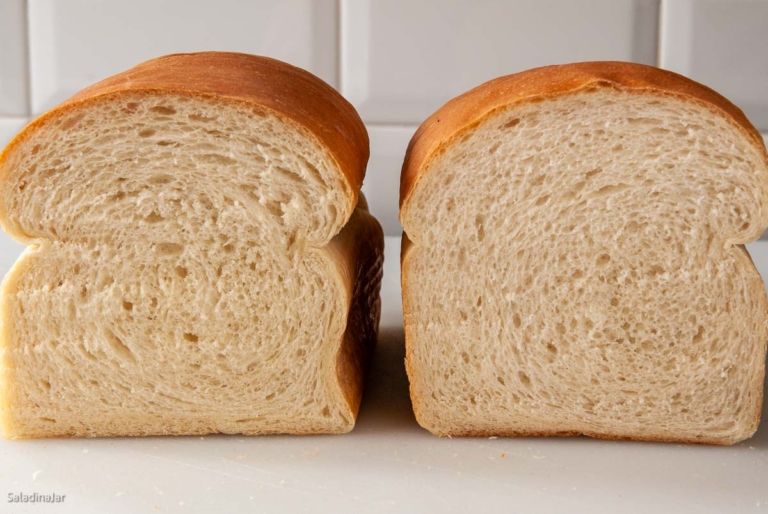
0;92;383;438
401;89;768;444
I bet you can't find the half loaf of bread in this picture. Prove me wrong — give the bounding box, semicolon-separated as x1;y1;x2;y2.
400;61;768;444
0;52;384;438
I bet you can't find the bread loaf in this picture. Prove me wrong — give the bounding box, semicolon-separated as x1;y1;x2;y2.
0;52;384;438
400;61;768;444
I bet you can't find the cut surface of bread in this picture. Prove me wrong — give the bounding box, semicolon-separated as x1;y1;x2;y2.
0;52;384;438
400;62;768;444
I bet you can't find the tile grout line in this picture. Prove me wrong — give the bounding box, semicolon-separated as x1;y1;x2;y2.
22;0;32;118
336;0;343;92
656;0;665;68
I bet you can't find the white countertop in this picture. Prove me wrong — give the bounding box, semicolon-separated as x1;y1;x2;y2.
2;236;768;513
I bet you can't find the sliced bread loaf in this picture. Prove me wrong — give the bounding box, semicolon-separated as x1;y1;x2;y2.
400;62;768;444
0;52;384;438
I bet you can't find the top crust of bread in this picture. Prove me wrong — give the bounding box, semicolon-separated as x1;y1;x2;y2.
0;52;369;239
400;61;768;215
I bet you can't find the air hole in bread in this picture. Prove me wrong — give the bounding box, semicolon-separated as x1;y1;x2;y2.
183;333;199;343
474;214;485;242
103;328;135;363
60;113;85;131
138;128;156;138
273;165;306;185
198;153;236;165
148;174;172;185
188;114;216;123
594;183;630;197
150;105;176;115
144;211;164;223
596;254;611;266
156;242;184;256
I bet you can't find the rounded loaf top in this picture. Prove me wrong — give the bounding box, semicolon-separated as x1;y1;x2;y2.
400;61;767;209
6;51;370;199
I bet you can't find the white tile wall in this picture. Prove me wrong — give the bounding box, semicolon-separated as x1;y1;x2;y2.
28;0;338;114
362;127;417;234
0;117;29;149
661;0;768;132
0;1;765;236
342;0;659;124
0;0;29;117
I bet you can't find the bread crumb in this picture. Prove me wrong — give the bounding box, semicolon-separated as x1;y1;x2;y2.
235;455;245;460
500;452;506;458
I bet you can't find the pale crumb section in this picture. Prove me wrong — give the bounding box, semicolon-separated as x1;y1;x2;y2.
0;93;383;438
402;89;768;444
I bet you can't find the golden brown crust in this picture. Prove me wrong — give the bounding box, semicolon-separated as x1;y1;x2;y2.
424;429;740;446
2;52;368;207
400;232;424;428
400;61;768;212
329;199;384;426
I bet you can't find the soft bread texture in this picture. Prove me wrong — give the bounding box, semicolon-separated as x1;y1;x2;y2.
400;62;768;445
0;52;384;438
